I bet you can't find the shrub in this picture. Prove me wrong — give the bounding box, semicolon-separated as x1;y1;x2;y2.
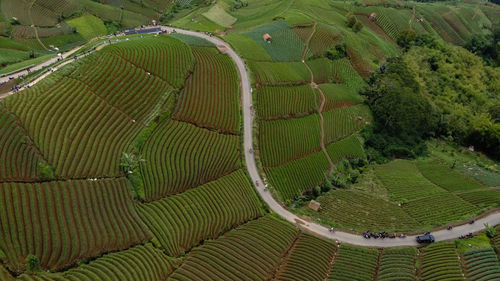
352;21;363;33
26;254;40;273
37;162;55;180
346;12;356;28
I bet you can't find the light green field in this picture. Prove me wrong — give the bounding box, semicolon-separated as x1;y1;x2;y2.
202;3;237;27
67;14;107;40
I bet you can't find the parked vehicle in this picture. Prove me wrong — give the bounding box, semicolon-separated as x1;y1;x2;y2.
416;233;435;244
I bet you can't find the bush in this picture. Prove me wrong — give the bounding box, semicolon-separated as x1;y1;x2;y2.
26;254;40;273
346;12;356;28
38;162;55;180
326;43;347;60
352;21;363;33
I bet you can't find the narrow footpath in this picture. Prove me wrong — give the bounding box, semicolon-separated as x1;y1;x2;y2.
5;25;500;247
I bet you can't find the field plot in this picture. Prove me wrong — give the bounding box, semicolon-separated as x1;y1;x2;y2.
417;159;485;192
174;47;240;133
308;24;340;56
315;190;419;232
319;83;363;112
275;233;337;281
136;170;264;257
493;226;500;252
323;104;371;145
265;150;330;200
66;14;107;40
308;58;335;84
328;244;379;281
330;58;366;91
246;20;306;62
259;114;321;167
257;85;317;119
0;106;46;181
375;160;446;202
168;216;298;281
0;179;150;273
3;75;145;178
418;242;464;281
224;33;272;61
249;61;310;85
378;247;417;281
293;25;314;43
17;244;175;281
464;248;500;281
202;4;237;27
105;36;194;88
457;190;500;210
69;52;175;124
140;119;240;201
325;134;365;163
402;193;477;226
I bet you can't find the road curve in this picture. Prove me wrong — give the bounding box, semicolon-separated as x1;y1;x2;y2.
6;25;500;247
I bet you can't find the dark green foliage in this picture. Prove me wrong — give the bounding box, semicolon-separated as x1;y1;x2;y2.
346;13;356;28
37;162;55;180
326;43;347;60
26;255;39;273
464;30;500;66
397;29;417;49
363;57;439;159
352;21;363;33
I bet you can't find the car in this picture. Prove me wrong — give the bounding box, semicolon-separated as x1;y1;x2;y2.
416;233;435;243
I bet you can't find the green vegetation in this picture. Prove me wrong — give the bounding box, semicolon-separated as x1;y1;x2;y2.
256;85;317;119
328;244;378;281
202;3;237;27
66;14;107;40
249;61;310;84
464;248;500;280
378;247;417;281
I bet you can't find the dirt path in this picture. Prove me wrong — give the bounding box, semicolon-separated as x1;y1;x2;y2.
29;0;49;51
301;22;334;174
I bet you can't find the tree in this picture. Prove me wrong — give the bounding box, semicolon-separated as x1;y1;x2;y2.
26;255;40;273
485;223;496;238
346;12;356;28
352;21;363;33
397;29;417;49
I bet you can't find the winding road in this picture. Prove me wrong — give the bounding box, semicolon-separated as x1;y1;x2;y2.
4;26;500;247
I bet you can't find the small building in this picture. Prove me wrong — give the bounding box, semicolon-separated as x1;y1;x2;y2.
262;33;272;43
369;12;377;21
308;200;321;212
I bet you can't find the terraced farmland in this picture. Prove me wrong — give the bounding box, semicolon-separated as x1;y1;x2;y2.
464;248;500;281
323;104;371;145
375;159;447;202
457;190;500;209
319;83;363;111
328;244;379;281
275;233;337;281
249;61;310;85
265;150;330;200
417;159;485;192
16;244;176;281
257;85;318;119
325;134;365;163
168;216;299;281
418;242;464;281
0;179;151;273
174;47;240;133
0;106;46;181
136;170;265;256
315;190;419;232
308;25;340;56
140;119;240;201
378;247;417;281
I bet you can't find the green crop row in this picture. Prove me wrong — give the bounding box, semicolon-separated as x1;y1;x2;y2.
378;247;417;281
173;47;240;134
316;190;419;232
0;106;45;181
419;242;464;281
249;61;310;85
330;58;365;92
265;150;330;200
417;159;485;192
256;84;318;119
309;24;340;56
375;159;447;202
259;114;321;167
0;179;151;273
457;190;500;210
105;35;195;88
136;170;265;257
17;244;175;281
319;83;364;112
140;119;241;201
325;134;365;163
328;244;379;281
275;233;337;281
169;216;299;281
464;248;500;281
323;104;371;145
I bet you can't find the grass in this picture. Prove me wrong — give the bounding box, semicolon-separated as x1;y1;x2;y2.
66;14;107;40
202;3;237;27
0;49;29;66
455;233;492;254
168;33;215;46
224;33;272;61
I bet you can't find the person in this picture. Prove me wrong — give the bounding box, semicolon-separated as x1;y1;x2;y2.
255;180;259;187
329;227;334;233
447;225;453;230
469;220;475;224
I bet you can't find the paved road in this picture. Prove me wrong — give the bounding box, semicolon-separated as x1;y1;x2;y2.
7;25;500;247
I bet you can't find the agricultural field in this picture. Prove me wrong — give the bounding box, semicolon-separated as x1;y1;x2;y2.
275;233;337;281
319;83;364;112
173;47;240;133
256;85;318;119
249;61;310;85
66;14;107;40
418;242;464;281
464;248;500;281
323;104;372;145
328;244;379;281
378;247;417;281
0;179;151;273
